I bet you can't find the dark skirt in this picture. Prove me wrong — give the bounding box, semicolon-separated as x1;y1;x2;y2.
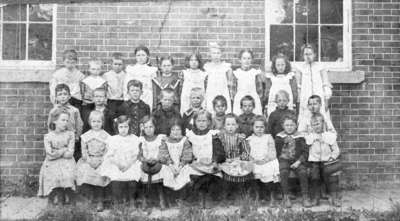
222;172;253;183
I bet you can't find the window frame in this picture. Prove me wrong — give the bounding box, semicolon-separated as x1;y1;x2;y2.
0;4;57;70
264;0;352;71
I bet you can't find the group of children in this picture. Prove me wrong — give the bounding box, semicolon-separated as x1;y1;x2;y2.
38;42;341;211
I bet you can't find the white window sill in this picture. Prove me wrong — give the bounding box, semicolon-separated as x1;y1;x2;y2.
0;68;54;82
328;70;365;84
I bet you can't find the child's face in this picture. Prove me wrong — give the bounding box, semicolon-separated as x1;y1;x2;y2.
112;59;124;73
189;56;199;69
190;93;203;108
56;89;71;105
276;94;289;109
93;91;107;106
63;58;76;70
170;125;183;140
160;60;173;75
142;121;155;137
135;50;148;65
308;98;321;113
90;115;103;130
55;113;69;131
195;115;209;131
303;48;315;63
214;101;227;116
128;86;142;102
224;117;238;134
210;48;222;62
118;122;129;136
275;58;286;74
89;63;101;76
253;121;265;136
241;100;254;115
161;92;175;110
311;118;324;133
282;119;297;135
240;52;252;69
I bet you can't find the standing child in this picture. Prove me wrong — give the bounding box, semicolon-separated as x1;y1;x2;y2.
275;115;311;208
232;49;264;116
204;42;235;114
80;59;108;115
48;84;83;161
264;54;298;117
238;96;257;137
124;45;158;110
182;87;205;130
103;52;126;113
153;88;182;135
49;49;85;109
180;53;207;114
211;95;228;130
296;44;332;127
306;113;340;207
118;80;150;136
267;90;297;138
243;115;280;206
38;109;76;205
77;110;110;211
152;56;182;110
99;116;142;206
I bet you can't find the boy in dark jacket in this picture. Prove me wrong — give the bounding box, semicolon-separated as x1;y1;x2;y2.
267;90;296;138
152;88;181;135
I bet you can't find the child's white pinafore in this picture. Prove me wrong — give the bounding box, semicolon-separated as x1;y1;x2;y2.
180;69;207;114
266;72;295;117
99;135;142;182
204;62;232;114
232;68;262;115
247;134;280;183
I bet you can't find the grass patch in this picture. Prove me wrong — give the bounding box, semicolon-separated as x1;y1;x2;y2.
0;174;38;197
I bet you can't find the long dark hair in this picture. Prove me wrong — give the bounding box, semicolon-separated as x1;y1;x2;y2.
271;53;291;75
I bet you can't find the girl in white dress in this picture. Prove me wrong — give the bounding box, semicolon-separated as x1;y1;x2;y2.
265;54;298;117
180;53;207;114
99;115;142;206
243;115;280;206
124;46;158;111
232;49;264;116
204;42;235;114
295;44;332;127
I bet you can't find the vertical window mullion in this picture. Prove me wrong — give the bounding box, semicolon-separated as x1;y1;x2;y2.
0;6;3;61
292;0;296;61
318;0;321;62
25;4;29;61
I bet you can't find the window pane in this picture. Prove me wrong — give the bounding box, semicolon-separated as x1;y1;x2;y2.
28;24;52;60
270;25;294;61
295;0;318;24
321;0;343;24
3;4;27;21
29;4;53;22
268;0;293;24
2;24;26;60
321;26;343;62
295;25;318;61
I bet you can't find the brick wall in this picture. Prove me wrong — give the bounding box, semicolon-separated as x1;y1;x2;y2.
1;0;400;184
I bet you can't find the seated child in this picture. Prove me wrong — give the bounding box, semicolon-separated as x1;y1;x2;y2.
211;95;228;130
48;84;83;161
82;88;116;135
153;88;182;135
49;49;84;109
306;113;340;207
267;90;297;138
186;109;226;208
118;80;150;136
99;115;142;206
275;115;311;208
298;95;336;134
238;95;257;137
38;109;76;205
103;52;126;113
182;87;205;130
243;115;280;206
77;110;110;211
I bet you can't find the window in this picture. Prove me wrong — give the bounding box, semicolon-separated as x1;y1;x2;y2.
265;0;351;71
0;4;56;69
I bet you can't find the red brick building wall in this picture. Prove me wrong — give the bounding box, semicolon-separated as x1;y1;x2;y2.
0;0;399;184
